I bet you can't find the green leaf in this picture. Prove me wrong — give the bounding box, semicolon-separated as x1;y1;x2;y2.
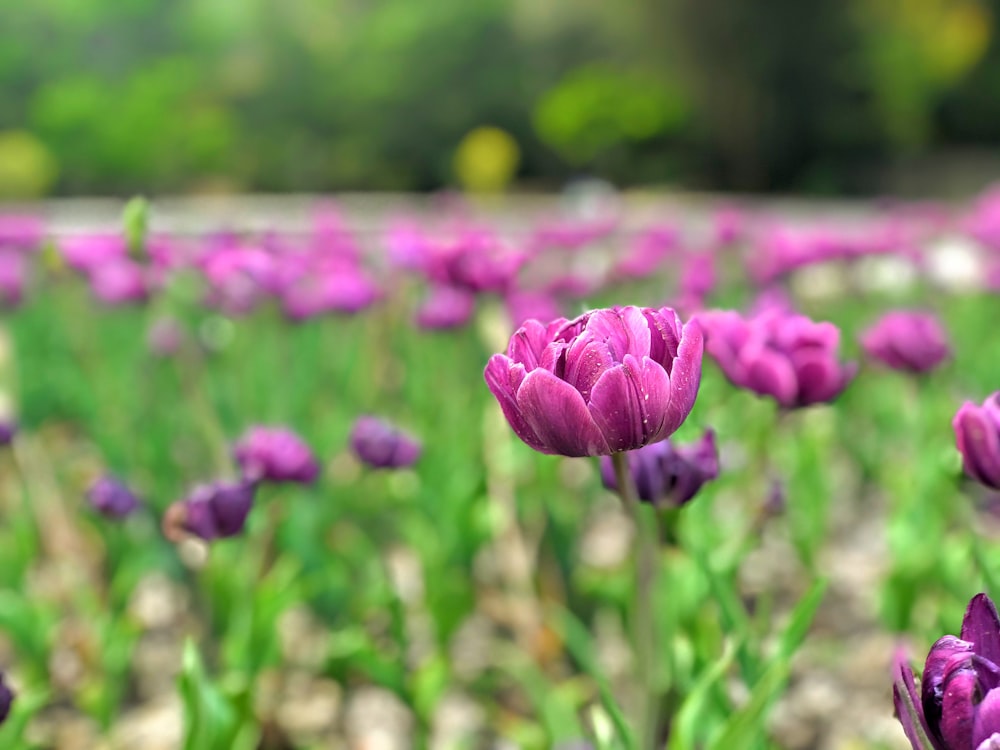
708;580;827;750
552;605;636;750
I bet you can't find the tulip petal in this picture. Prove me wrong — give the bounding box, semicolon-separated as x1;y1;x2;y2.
584;306;651;361
939;663;977;750
587;361;645;453
792;348;854;406
742;347;798;408
509;318;562;368
563;335;616;402
516;368;610;456
954;403;1000;490
657;320;703;438
643;307;682;365
974;689;1000;749
893;654;940;750
484;355;547;453
962;594;1000;668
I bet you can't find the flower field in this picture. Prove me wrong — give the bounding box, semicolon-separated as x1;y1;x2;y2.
1;191;1000;749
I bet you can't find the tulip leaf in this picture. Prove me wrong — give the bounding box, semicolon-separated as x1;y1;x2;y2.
708;579;826;750
666;638;738;750
552;604;637;750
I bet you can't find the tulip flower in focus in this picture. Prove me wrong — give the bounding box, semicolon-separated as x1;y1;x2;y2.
954;393;1000;491
599;429;719;507
894;593;1000;750
163;480;256;542
233;426;320;485
86;475;141;519
350;416;422;469
484;306;703;456
860;310;951;374
699;308;856;409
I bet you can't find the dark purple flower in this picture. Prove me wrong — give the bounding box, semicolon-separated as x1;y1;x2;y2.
414;285;476;330
894;593;1000;749
86;475;141;519
599;429;719;507
954;394;1000;491
698;309;856;409
233;426;319;484
484;306;703;457
0;421;17;446
164;481;256;541
350;416;422;469
0;670;13;725
860;310;951;374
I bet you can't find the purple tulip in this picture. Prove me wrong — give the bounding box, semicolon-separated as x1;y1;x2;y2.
280;267;381;320
350;416;422;469
0;670;13;725
164;480;256;542
86;475;141;519
59;233;128;274
698;309;856;409
894;593;1000;749
954;394;1000;491
0;250;27;308
599;429;719;507
504;290;561;329
0;214;44;251
414;285;476;330
484;306;703;457
233;426;319;484
860;310;951;374
89;259;149;305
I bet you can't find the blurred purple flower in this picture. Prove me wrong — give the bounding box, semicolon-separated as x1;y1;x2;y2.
59;233;128;273
860;310;951;374
894;593;1000;750
600;429;719;507
350;416;422;469
612;224;679;279
699;309;856;408
0;670;13;725
233;426;319;484
484;306;703;457
423;227;524;294
0;250;28;308
86;475;141;519
164;480;256;542
712;206;746;246
0;421;17;446
414;285;475;330
280;267;381;320
0;214;44;252
89;259;149;305
954;393;1000;491
504;290;561;329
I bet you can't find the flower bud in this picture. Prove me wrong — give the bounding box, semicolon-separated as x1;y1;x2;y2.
350;416;422;469
599;430;719;507
86;475;141;519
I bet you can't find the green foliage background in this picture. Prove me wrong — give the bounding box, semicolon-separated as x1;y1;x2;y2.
2;0;1000;195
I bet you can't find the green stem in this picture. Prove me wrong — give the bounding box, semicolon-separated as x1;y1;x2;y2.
611;451;660;749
